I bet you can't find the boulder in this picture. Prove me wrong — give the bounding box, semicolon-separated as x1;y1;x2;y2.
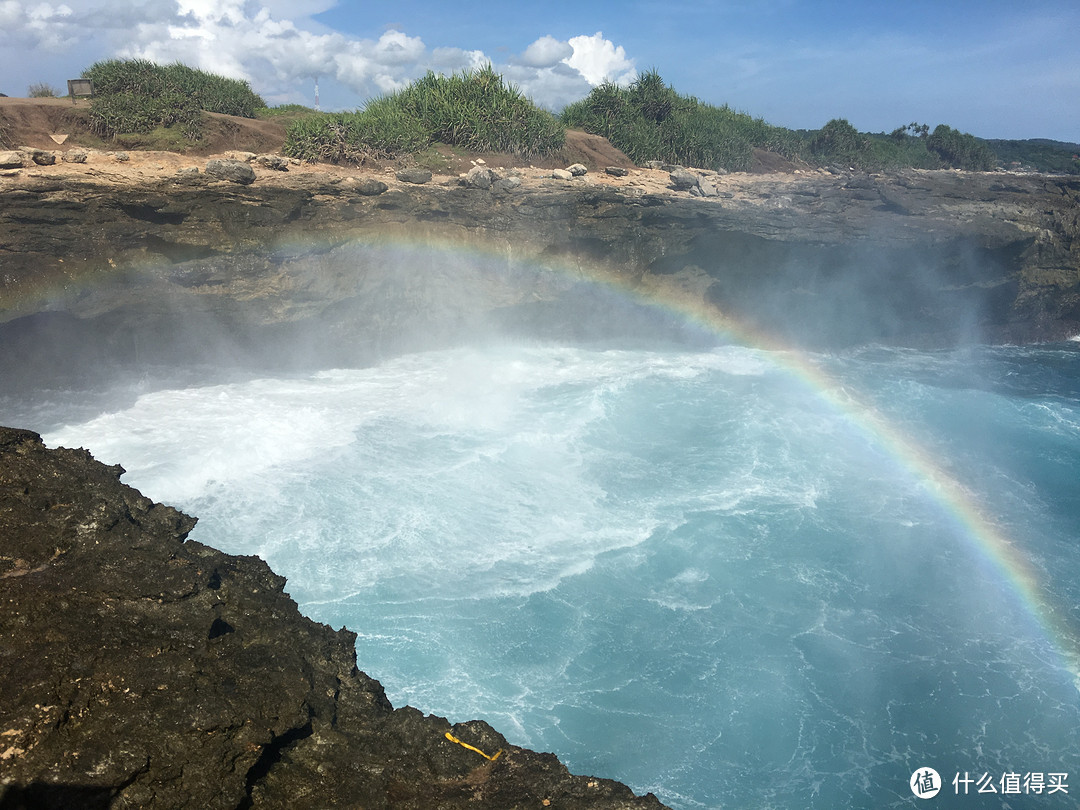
256;154;289;171
396;167;432;184
552;168;573;181
354;178;388;196
0;150;24;169
62;149;88;164
567;163;588;177
29;149;56;166
605;166;629;177
669;168;700;191
205;158;256;185
464;165;497;189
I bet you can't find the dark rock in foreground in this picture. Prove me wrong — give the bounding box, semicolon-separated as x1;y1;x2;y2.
0;426;667;810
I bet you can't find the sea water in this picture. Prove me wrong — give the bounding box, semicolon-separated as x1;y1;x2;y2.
15;339;1080;809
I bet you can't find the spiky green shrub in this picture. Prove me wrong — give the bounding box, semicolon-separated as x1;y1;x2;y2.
284;65;565;165
391;66;565;155
82;58;265;139
283;107;429;164
84;59;264;117
87;91;204;141
561;70;798;172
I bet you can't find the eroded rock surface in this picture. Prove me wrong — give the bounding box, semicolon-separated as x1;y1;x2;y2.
0;166;1077;393
0;426;667;810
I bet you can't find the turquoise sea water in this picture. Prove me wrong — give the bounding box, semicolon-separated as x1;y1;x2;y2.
19;339;1080;808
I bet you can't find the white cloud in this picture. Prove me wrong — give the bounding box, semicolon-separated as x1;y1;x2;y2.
509;32;636;108
520;35;573;68
565;31;636;86
0;1;636;110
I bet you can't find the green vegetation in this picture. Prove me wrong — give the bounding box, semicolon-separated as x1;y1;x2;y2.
560;69;800;173
82;58;265;141
283;65;564;165
561;71;998;173
27;82;59;98
257;103;318;117
255;103;319;128
987;138;1080;174
925;124;997;171
807;120;940;171
57;58;1064;175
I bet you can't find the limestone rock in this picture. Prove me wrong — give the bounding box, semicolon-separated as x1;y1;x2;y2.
29;149;56;166
354;178;388;196
669;168;699;191
0;150;24;169
493;176;522;192
62;149;88;164
396;167;432;184
256;154;289;171
205;158;256;185
464;165;497;189
605;166;629;177
0;167;1076;369
113;151;130;162
567;163;588;177
552;168;573;181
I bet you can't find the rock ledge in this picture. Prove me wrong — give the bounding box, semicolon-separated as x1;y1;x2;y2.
0;426;667;810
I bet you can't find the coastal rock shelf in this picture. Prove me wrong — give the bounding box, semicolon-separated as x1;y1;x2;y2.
0;165;1078;391
0;426;667;809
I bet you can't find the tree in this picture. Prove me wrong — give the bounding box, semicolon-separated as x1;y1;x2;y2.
926;124;996;171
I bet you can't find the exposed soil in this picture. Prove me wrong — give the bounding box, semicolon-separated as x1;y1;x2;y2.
0;96;290;155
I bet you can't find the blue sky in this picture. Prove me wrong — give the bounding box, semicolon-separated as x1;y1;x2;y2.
1;0;1077;141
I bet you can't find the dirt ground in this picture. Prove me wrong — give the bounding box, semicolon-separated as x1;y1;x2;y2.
0;96;290;155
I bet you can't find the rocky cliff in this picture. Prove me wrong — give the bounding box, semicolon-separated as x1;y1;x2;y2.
1;158;1078;390
0;426;667;809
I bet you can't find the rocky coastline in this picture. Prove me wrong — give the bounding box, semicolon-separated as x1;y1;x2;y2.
0;426;667;809
1;142;1078;808
1;149;1078;393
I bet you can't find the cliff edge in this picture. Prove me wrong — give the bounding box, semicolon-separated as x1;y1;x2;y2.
0;426;667;810
1;150;1078;395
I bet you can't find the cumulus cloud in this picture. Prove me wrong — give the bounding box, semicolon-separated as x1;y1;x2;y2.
520;34;573;68
508;31;636;108
0;1;635;109
565;31;636;86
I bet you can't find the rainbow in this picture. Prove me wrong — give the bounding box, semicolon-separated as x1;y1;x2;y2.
336;235;1080;688
7;231;1080;685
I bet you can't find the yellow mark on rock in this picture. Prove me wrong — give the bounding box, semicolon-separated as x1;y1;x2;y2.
444;731;503;761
